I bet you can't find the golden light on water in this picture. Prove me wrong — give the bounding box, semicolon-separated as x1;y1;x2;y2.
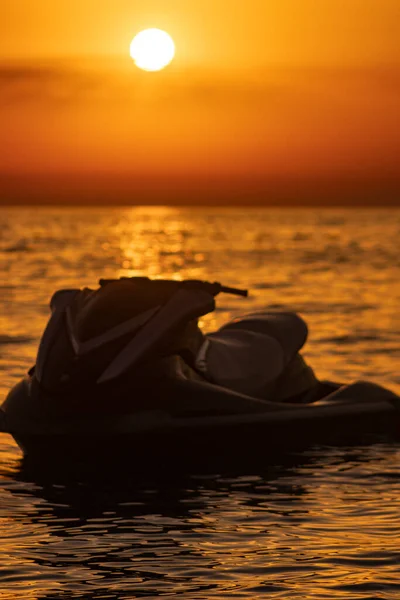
130;29;175;71
1;208;400;599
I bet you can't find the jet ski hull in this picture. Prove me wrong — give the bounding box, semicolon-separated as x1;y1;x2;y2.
2;378;400;472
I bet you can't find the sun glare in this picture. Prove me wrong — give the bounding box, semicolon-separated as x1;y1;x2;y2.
130;29;175;72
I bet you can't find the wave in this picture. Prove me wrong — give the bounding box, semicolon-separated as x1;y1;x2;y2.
1;240;31;253
0;335;34;346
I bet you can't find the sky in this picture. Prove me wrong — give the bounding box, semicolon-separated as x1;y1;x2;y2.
1;0;399;205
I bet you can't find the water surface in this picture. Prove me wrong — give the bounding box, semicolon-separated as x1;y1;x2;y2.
0;207;399;598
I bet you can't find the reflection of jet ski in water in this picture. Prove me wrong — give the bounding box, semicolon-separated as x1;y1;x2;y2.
1;277;399;468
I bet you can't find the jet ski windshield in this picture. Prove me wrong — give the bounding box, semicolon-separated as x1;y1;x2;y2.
35;277;248;390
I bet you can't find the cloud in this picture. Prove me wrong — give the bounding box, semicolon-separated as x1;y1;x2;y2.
0;61;103;106
1;59;399;110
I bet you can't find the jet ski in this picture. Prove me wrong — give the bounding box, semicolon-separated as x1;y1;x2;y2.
1;277;399;469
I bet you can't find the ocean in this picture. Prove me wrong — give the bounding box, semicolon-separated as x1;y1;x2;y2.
0;206;399;599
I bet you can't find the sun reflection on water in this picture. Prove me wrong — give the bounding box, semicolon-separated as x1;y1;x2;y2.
2;207;399;597
0;440;399;599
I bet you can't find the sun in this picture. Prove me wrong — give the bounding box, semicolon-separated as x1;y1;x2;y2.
130;29;175;72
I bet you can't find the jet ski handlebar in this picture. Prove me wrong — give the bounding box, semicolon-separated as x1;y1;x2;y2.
217;284;248;297
98;277;248;298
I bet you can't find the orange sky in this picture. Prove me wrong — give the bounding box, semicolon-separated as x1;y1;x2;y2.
1;1;400;205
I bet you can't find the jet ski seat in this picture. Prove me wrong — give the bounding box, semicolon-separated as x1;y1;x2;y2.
196;312;318;401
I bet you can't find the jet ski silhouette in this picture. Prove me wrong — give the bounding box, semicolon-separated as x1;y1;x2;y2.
1;277;399;468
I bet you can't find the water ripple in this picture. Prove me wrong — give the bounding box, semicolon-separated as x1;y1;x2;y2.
0;208;400;598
